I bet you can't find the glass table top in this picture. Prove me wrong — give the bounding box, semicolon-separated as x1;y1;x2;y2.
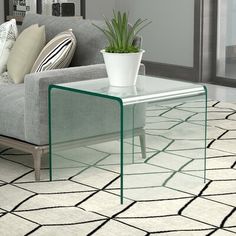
56;75;206;105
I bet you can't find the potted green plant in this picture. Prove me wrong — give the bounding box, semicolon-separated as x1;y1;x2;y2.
93;11;151;87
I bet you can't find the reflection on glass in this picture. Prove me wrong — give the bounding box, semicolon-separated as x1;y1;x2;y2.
217;0;236;78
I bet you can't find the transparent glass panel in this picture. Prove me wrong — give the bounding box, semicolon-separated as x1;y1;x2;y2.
49;88;122;185
217;0;236;78
49;76;207;204
122;95;207;202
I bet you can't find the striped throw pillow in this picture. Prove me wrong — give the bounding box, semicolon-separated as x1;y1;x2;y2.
31;29;76;73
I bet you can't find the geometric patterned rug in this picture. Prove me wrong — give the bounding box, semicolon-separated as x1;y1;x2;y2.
0;101;235;236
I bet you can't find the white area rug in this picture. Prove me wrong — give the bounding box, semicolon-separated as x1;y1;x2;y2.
0;101;235;235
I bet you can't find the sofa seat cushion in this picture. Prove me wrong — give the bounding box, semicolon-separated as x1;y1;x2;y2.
0;84;25;141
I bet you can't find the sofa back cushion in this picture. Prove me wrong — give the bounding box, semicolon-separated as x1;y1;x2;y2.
31;29;76;73
7;24;46;84
21;14;107;67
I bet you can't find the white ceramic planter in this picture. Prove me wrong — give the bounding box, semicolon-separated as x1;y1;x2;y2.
101;49;145;87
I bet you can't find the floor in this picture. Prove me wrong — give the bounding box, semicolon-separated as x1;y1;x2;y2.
0;100;236;235
205;83;236;103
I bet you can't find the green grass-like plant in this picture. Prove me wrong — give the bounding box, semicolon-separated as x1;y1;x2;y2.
93;11;151;53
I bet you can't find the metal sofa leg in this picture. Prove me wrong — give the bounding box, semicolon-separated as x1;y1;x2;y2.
32;149;43;181
0;135;49;182
139;129;146;159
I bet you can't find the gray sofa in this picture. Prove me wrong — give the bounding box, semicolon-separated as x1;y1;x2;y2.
0;14;145;180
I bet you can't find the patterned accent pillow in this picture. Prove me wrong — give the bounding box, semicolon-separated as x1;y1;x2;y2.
31;29;77;73
0;72;14;85
0;19;18;74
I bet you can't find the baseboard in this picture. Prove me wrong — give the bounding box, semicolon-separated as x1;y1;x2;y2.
142;60;198;82
212;76;236;88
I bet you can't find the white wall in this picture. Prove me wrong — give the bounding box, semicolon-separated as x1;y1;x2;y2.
115;0;194;67
86;0;116;20
0;0;4;24
86;0;195;67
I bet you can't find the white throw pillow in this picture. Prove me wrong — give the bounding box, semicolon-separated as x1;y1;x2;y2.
0;19;18;74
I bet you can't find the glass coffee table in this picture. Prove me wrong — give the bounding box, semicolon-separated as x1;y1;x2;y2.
49;75;207;204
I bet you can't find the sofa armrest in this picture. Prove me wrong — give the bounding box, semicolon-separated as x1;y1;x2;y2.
24;63;145;145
